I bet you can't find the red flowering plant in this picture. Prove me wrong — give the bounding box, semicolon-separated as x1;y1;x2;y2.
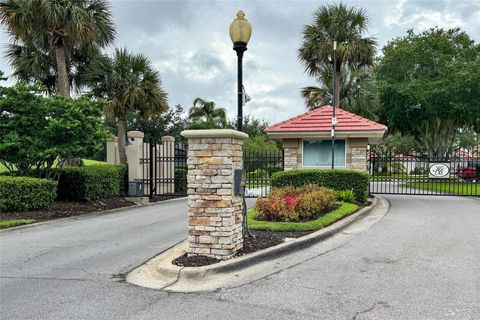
254;185;336;222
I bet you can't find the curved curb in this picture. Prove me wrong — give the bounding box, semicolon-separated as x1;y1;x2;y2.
0;196;187;233
153;196;385;281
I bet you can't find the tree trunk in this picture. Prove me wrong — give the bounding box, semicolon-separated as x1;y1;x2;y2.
55;44;70;97
334;70;341;108
117;118;128;164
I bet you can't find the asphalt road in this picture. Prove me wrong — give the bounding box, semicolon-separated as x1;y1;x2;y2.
1;196;479;319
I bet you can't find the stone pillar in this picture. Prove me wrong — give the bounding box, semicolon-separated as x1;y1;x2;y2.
106;135;120;164
159;136;175;194
181;129;248;260
283;139;300;171
349;138;368;171
125;131;144;181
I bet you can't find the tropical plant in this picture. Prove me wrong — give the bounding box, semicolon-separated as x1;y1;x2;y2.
298;3;376;108
83;48;169;164
0;82;108;177
227;114;270;137
254;185;336;222
377;28;480;156
0;0;115;97
301;65;379;119
378;133;419;156
187;97;227;129
243;135;280;154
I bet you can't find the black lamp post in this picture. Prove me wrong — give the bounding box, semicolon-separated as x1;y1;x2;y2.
331;40;337;169
229;10;252;132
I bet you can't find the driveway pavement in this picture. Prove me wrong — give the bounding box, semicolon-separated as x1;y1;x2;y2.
1;195;479;319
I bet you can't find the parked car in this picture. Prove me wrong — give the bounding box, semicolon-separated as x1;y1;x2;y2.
456;161;479;181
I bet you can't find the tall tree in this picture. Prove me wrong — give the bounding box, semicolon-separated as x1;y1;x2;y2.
84;48;169;164
298;3;376;108
188;98;227;129
301;65;379;119
377;28;480;156
227;114;270;137
0;0;115;97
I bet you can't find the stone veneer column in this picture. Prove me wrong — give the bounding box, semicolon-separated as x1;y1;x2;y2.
283;139;300;171
350;138;368;171
181;129;248;260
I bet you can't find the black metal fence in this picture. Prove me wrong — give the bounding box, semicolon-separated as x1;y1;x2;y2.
243;150;284;198
141;138;187;199
368;145;479;196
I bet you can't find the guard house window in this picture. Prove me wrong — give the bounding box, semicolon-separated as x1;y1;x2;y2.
303;139;346;167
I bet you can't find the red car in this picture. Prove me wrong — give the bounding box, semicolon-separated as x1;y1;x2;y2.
456;163;478;181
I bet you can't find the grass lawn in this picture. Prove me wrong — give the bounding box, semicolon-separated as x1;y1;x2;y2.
0;219;35;229
82;159;109;166
371;174;428;181
404;181;480;196
247;202;359;232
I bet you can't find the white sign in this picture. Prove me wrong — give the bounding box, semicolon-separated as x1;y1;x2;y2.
428;163;450;179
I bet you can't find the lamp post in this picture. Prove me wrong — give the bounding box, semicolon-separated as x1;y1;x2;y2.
331;40;337;169
229;10;252;132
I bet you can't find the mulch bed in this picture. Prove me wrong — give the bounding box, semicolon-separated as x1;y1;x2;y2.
172;229;312;267
0;197;135;222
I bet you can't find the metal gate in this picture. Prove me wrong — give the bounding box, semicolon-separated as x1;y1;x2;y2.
368;145;479;196
244;150;284;198
141;138;187;199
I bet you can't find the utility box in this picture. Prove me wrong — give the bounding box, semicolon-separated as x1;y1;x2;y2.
128;180;144;197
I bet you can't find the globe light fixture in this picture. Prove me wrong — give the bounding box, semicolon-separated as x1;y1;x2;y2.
229;10;252;132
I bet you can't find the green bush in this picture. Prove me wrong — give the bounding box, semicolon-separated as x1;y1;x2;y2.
58;164;127;202
271;169;370;202
174;166;188;194
337;189;356;203
254;185;336;222
0;176;57;211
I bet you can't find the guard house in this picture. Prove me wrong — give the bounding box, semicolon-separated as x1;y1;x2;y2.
266;106;387;171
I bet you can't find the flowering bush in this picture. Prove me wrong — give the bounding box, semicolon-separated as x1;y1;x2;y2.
254;185;336;222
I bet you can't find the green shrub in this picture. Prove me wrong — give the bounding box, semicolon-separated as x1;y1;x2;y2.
254;185;336;222
174;166;188;194
58;164;127;202
337;189;356;203
410;166;427;175
271;169;370;202
0;176;57;211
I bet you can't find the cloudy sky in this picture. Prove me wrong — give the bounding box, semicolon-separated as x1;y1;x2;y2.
1;0;480;125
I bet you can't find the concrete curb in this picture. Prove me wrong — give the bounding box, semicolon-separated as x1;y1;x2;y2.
0;196;187;233
156;196;381;280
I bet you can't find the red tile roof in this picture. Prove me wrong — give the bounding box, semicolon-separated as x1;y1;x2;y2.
266;105;387;133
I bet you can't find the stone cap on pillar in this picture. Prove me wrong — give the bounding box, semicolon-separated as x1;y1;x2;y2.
127;131;144;139
107;135;118;142
181;129;249;140
161;135;175;142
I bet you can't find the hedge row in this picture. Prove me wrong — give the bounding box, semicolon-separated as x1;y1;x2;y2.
0;176;57;211
57;164;127;202
271;169;370;202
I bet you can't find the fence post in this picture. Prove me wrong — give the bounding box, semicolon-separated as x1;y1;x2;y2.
159;136;175;195
106;135;119;164
126;131;144;182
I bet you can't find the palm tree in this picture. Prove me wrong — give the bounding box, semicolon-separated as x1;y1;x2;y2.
84;48;169;164
0;0;115;97
188;98;227;128
298;3;376;108
301;65;379;119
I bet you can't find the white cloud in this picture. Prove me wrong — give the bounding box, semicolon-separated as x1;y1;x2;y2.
1;0;479;126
